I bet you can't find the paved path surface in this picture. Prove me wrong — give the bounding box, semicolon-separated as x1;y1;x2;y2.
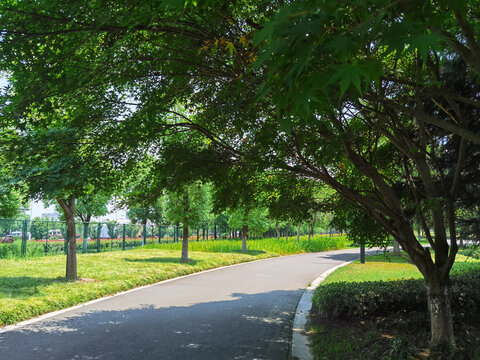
0;248;370;360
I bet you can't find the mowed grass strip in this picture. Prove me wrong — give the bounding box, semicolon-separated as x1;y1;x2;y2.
0;248;275;326
322;252;479;284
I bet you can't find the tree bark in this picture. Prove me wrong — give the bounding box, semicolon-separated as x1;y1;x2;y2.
296;223;301;243
241;223;248;252
309;212;317;241
181;221;189;262
285;222;289;241
181;193;189;262
393;239;401;256
57;197;77;280
426;278;455;346
276;220;280;241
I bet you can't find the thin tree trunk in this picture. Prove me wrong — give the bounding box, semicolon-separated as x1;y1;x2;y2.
241;218;248;252
57;197;77;280
181;222;189;262
296;223;301;243
276;220;280;241
309;212;317;242
181;192;189;262
393;239;401;256
285;222;289;241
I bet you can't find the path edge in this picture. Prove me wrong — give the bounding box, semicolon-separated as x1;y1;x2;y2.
290;259;357;360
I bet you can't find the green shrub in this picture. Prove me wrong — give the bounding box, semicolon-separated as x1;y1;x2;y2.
458;246;480;260
312;269;480;321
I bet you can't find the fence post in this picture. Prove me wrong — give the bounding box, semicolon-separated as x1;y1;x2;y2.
122;224;126;250
360;243;366;264
97;223;101;253
21;219;28;257
83;222;88;254
142;223;146;246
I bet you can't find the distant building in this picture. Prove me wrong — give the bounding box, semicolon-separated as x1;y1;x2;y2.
41;211;60;221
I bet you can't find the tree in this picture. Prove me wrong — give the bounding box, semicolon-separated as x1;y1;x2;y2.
165;182;211;262
261;173;320;242
0;187;24;219
251;1;480;345
227;206;269;240
72;193;110;224
2;0;480;345
126;197;165;226
0;104;118;279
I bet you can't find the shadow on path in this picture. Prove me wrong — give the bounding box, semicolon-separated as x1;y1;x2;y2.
0;289;301;360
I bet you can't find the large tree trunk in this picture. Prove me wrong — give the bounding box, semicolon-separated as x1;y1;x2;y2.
426;277;455;346
57;197;77;280
181;222;189;262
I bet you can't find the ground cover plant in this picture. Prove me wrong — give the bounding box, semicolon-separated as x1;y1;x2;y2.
147;234;348;255
311;253;480;359
0;248;275;326
0;234;348;259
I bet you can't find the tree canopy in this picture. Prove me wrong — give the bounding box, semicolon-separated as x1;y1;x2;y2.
1;0;480;344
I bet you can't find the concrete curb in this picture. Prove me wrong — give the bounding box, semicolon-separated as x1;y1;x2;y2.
290;260;356;360
290;248;390;359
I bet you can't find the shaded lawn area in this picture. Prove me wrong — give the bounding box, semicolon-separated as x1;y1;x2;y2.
311;253;480;359
0;248;275;326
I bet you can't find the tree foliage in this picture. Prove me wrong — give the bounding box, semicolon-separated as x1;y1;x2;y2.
2;0;480;344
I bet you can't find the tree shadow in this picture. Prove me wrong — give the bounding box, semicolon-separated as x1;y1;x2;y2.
318;248;386;262
122;257;202;265
0;289;301;360
0;276;63;299
224;249;267;256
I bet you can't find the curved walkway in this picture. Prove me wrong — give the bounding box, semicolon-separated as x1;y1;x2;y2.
0;248;365;360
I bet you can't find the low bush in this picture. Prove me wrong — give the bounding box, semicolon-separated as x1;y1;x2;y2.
312;265;480;321
459;245;480;260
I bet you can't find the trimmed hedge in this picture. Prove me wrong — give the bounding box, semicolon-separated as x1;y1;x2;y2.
312;267;480;321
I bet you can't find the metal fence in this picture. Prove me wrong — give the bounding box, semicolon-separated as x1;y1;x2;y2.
0;218;332;258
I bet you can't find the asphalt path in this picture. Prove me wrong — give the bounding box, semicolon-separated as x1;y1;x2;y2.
0;248;372;360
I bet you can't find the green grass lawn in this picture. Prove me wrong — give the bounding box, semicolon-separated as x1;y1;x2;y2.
0;248;275;326
323;252;479;284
